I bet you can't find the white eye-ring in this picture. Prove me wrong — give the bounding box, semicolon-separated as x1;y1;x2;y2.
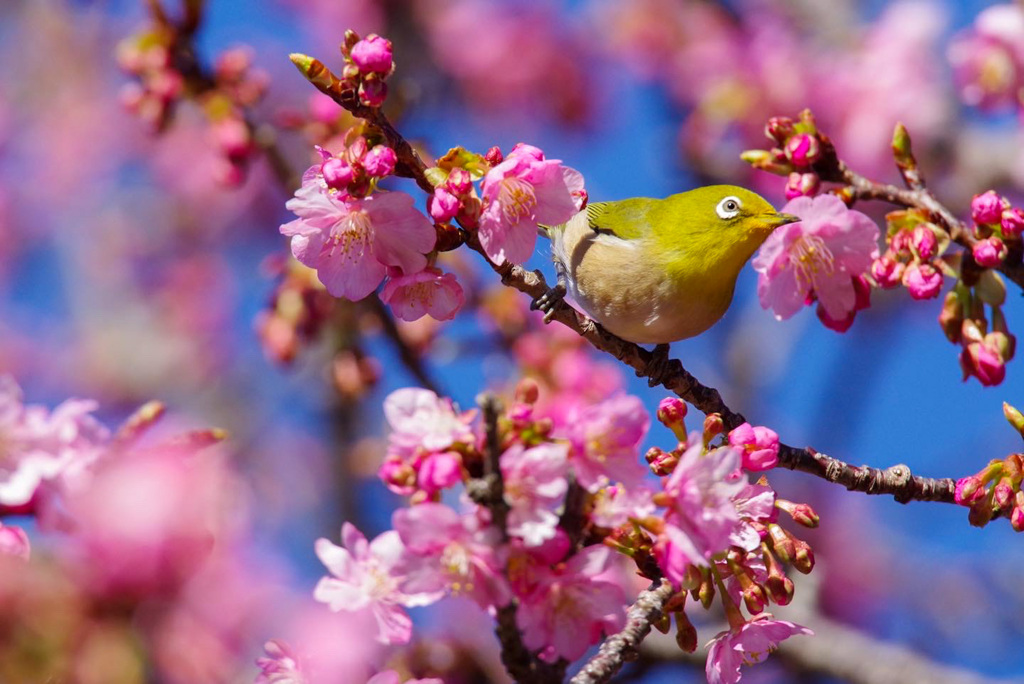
716;196;742;219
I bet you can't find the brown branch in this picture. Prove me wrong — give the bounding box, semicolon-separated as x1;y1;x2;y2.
289;54;974;510
570;579;676;684
811;132;1024;291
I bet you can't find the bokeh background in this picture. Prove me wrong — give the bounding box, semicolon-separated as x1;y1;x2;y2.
1;0;1023;681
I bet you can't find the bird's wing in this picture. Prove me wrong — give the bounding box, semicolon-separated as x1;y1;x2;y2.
584;199;651;241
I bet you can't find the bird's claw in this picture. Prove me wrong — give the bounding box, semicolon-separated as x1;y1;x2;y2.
531;283;567;323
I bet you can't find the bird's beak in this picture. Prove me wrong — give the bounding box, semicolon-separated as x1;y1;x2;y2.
770;212;802;227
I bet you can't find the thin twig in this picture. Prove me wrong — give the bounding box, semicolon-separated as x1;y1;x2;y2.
570;579;676;684
368;296;443;395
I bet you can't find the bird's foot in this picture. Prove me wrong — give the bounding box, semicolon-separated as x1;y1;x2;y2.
530;282;567;323
646;343;673;387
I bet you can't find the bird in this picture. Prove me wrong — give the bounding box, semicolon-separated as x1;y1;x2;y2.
533;185;800;345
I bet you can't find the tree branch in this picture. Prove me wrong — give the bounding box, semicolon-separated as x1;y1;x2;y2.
291;54;973;511
570;579;676;684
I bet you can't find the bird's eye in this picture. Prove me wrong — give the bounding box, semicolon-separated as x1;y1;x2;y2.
716;196;742;219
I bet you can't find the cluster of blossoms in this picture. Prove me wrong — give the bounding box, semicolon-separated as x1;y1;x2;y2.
338;31;395;108
746;110;1022;386
118;22;269;186
280;131;464;322
281;126;585;321
954;403;1024;529
279;384;812;684
949;3;1024;113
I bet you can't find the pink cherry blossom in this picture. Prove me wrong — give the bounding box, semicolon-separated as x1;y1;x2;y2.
383;388;475;457
280;172;435;300
753;194;880;322
654;435;749;585
902;262;943;300
380;267;465;322
706;615;812;684
500;442;569;546
562;394;650;491
728;423;780;472
350;35;394;75
0;376;109;507
961;339;1006;387
516;545;627;663
478;143;585;265
313;523;432;645
590;484;656;528
392;503;510;609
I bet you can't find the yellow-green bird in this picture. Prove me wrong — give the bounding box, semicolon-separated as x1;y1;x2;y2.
535;186;799;345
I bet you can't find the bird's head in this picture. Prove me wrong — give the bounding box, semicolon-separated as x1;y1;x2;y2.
653;184;800;278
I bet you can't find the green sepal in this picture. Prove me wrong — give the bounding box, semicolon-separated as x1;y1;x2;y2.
436;146;489;180
424;167;448;188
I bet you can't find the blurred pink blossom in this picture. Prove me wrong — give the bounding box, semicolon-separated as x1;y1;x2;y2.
392;502;509;609
255;639;306;683
562;394;649;491
0;523;29;561
949;3;1024;110
0;376;108;507
516;545;627;663
383;388;475;458
500;442;569;546
479;143;585;265
753;194;879;322
314;523;430;645
590;484;655;528
367;670;443;684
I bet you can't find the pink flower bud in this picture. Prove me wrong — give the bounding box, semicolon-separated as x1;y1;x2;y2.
971;190;1006;225
961;340;1006;386
321;157;354;190
430;187;460;222
793;540;814;574
1012;504;1024;532
1001;207;1024;238
445;167;472;195
379;457;416;496
363;145;397;177
954;475;986;505
149;68;184;102
911;225;938;260
349;34;393;75
728;422;780;472
784;172;819;200
993;478;1014;510
358;78;388;107
213;117;252;159
902;262;943;300
871;254;905;289
656;397;688;436
742;583;767;615
484;146;503;165
764;116;795;143
972;236;1007;267
783;133;821;167
939;291;964;344
417;451;463;494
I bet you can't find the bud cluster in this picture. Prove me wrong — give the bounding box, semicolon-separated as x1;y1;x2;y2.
425;146;499;232
118;27;270;185
116;32;184;130
742;109;823;200
936;268;1016;386
969;190;1021;268
340;31;395;107
954;404;1024;529
255;257;339;365
317;127;398;200
871;208;950;300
